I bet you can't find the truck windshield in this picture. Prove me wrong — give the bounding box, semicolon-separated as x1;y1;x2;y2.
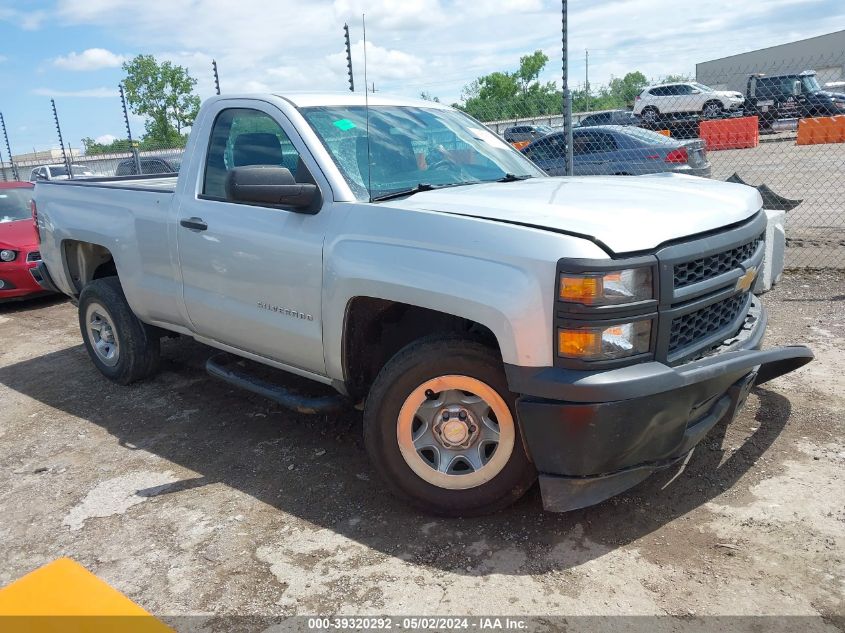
802;75;821;93
300;105;544;201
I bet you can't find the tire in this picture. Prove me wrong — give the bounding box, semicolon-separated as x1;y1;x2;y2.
78;277;161;385
641;107;659;125
702;101;723;119
363;336;537;516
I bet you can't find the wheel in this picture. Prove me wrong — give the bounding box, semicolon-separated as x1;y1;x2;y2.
641;106;659;125
78;277;161;385
702;101;723;119
363;337;536;516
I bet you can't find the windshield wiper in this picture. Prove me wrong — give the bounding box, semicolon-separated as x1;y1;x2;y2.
371;183;436;202
496;173;533;183
370;180;483;202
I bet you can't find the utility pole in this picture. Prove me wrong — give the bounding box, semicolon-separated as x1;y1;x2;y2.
561;0;573;176
343;23;355;92
51;99;72;179
0;112;18;181
212;59;221;95
585;49;590;112
119;84;142;175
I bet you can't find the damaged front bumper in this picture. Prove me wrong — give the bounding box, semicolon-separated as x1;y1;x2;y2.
506;300;813;512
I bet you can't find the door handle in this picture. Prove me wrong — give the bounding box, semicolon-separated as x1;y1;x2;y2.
180;217;208;231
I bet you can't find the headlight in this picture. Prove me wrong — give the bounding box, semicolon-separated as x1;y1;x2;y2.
559;268;653;305
834;100;845;109
0;249;17;262
558;320;652;361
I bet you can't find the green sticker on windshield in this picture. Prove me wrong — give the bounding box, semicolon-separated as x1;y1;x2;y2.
333;118;357;131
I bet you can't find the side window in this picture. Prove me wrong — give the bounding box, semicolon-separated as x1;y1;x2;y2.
649;87;665;97
203;108;301;199
595;132;618;152
526;137;560;161
572;133;594;155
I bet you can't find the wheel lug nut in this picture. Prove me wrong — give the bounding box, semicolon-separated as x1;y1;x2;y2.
442;411;450;420
458;411;467;421
425;389;435;399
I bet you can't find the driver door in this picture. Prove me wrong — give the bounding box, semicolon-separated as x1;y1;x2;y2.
176;102;329;374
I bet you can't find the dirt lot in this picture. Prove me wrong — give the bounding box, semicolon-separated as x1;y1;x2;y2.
1;272;843;630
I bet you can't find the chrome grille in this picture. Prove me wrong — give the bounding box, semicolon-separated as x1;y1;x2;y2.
673;233;763;288
669;292;749;353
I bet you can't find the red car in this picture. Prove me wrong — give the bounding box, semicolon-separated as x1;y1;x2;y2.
0;182;48;300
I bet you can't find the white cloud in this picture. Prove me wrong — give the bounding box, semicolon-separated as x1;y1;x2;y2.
32;87;116;98
0;7;45;30
95;134;117;144
45;0;845;107
332;0;446;30
53;48;126;71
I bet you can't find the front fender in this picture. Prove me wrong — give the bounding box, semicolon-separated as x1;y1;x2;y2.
322;240;552;381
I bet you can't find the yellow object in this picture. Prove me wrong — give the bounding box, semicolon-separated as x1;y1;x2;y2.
0;558;172;632
558;329;601;357
559;274;600;302
657;129;671;137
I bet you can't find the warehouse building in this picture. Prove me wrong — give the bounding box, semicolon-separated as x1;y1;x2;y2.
696;30;845;93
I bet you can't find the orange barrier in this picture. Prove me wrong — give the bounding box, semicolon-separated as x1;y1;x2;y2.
698;116;759;150
656;129;671;137
796;115;845;145
511;140;530;150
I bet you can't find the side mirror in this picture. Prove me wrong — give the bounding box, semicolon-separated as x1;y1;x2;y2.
225;166;320;213
691;89;701;94
792;80;801;96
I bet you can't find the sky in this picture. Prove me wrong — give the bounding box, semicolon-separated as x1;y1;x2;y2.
0;0;842;155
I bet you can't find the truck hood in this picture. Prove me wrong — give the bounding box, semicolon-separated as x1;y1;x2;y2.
386;174;762;254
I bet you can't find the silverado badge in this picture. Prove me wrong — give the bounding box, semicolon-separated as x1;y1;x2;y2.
735;266;758;292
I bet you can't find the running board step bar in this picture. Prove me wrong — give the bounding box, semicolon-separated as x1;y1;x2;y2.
205;352;348;414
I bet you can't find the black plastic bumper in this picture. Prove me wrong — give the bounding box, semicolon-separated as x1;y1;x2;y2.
30;261;60;294
507;330;813;513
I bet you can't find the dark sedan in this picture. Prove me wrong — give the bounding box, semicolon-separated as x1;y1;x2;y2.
577;110;640;127
521;125;711;178
115;156;181;176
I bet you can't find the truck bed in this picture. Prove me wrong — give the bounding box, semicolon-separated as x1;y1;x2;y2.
41;174;178;193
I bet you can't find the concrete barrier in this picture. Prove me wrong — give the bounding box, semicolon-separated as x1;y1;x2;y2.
796;115;845;145
698;116;759;150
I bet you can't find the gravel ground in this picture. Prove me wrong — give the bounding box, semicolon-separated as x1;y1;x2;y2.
0;272;843;630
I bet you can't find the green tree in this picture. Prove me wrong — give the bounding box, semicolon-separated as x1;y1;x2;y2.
419;91;440;102
660;73;693;83
458;50;560;121
605;71;648;107
81;136;132;155
122;54;201;147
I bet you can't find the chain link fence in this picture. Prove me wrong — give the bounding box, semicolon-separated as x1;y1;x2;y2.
469;54;845;269
1;55;842;269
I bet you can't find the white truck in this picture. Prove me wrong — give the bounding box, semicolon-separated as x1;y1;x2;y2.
32;93;812;515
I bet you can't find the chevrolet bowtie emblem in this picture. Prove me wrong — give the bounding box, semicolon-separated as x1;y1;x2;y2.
736;266;758;292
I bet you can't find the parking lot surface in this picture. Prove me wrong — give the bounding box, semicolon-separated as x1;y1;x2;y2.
1;272;843;628
708;138;844;268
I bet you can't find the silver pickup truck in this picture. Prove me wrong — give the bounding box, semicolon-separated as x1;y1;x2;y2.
32;93;812;515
